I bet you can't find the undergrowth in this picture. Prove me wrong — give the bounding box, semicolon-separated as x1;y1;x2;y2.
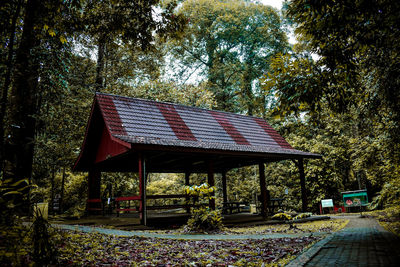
366;205;400;237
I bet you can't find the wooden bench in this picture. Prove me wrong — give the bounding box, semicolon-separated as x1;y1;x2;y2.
115;196;140;216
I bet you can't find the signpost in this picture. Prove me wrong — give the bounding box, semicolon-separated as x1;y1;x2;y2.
320;199;334;214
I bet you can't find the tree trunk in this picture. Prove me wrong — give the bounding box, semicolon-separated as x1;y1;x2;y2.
298;158;308;212
242;67;254;116
50;168;55;215
6;0;41;182
0;0;23;173
95;34;106;91
60;166;66;213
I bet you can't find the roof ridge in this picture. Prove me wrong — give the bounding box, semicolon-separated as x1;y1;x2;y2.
95;91;269;121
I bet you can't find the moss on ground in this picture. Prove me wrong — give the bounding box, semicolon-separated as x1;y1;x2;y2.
227;218;349;234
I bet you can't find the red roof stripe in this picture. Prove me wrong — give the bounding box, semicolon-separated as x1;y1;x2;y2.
97;94;127;136
209;110;250;145
156;102;197;141
253;118;293;149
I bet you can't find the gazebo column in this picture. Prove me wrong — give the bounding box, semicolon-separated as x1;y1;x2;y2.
259;162;268;218
138;154;147;225
298;158;308;212
207;160;215;210
185;171;191;213
222;171;228;204
87;169;101;213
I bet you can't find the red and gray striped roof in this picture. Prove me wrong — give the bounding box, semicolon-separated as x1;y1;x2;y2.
95;92;318;157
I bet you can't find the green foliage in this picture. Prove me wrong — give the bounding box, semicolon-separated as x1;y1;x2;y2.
293;213;311;220
0;178;32;225
286;0;400;115
185;183;215;200
369;178;400;210
271;212;292;221
224;167;259;204
262;52;324;117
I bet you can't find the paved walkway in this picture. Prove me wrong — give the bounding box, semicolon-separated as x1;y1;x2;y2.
53;223;326;240
287;215;400;267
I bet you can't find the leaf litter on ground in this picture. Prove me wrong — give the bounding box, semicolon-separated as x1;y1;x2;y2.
54;228;322;266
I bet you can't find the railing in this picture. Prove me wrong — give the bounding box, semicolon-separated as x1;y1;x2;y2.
87;194;211;216
86;194;205;216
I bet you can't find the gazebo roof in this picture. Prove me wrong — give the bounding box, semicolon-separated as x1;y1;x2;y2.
74;92;321;173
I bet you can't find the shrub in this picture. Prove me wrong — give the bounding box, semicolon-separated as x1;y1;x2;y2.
185;207;223;232
271;213;292;221
184;183;223;232
31;208;58;266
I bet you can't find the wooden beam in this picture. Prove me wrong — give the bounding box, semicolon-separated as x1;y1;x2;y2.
259;162;267;217
207;160;215;210
138;153;147;225
298;158;308;212
222;171;227;204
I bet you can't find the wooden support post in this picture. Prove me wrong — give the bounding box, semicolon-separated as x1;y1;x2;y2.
222;171;227;204
138;154;147;225
207;160;215;210
88;169;101;213
259;162;267;218
298;158;308;212
185;171;191;213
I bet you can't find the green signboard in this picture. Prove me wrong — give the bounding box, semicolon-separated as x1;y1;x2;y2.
342;190;368;207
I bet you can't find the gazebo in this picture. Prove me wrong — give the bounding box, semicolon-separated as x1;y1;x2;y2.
73;92;321;225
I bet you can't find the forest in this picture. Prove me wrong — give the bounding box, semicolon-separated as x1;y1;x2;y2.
1;0;400;264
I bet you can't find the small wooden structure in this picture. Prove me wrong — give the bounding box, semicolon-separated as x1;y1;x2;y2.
342;189;369;211
73;93;321;225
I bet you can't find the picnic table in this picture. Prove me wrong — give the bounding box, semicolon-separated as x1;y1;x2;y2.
222;202;248;214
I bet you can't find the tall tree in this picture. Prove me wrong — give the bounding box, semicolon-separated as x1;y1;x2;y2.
169;0;289;114
0;0;23;173
284;0;400;156
81;0;187;91
3;0;187;184
6;0;46;181
262;0;400;207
